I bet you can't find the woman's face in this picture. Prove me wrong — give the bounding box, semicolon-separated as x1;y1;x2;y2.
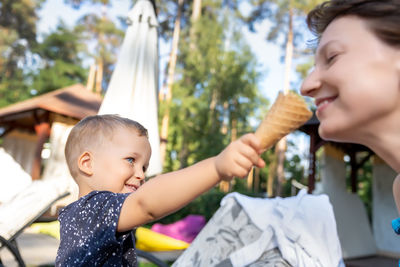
301;16;400;144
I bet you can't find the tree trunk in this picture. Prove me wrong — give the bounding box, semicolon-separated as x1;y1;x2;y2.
190;0;202;50
254;167;260;193
221;101;229;135
220;100;237;192
267;149;277;197
191;0;202;21
209;88;219;131
86;64;96;92
271;5;293;197
282;7;294;95
95;60;103;94
247;167;254;190
275;137;287;196
159;0;184;165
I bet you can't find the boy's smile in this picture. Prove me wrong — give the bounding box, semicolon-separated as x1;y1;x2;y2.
124;182;139;192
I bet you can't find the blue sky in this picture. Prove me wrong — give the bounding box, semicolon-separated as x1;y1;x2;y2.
37;0;288;102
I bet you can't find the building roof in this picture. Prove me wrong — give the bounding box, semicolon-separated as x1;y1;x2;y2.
0;84;102;133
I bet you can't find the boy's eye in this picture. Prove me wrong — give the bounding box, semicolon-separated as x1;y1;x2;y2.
126;157;135;164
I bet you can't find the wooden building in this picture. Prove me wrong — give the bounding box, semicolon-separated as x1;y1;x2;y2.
0;84;102;180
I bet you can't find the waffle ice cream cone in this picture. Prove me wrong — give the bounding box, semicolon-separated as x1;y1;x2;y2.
255;91;312;150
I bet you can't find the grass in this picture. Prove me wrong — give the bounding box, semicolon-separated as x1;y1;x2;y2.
27;262;162;267
139;263;161;267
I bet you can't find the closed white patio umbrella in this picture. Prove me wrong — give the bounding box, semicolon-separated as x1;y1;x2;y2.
98;0;162;177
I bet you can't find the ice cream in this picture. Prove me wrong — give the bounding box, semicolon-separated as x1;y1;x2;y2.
255;91;312;150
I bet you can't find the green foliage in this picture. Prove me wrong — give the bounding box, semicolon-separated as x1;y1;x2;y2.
0;72;31;107
0;0;42;107
34;22;86;62
32;59;87;94
255;136;308;198
282;142;308;197
162;0;266;172
75;12;124;90
157;0;273;219
0;0;42;47
138;262;159;267
0;1;89;106
31;22;87;94
61;0;125;90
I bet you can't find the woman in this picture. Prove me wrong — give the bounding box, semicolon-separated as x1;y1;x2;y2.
300;0;400;218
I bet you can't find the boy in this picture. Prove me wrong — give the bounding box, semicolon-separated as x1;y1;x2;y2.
56;114;265;266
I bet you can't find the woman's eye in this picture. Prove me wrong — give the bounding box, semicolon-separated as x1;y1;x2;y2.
326;53;338;64
126;157;135;164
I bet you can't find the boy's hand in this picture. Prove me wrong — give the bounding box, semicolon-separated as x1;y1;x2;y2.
215;133;265;181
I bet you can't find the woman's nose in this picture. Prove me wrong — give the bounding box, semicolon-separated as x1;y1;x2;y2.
300;68;321;97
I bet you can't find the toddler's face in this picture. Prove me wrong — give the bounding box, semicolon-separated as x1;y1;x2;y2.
90;127;151;194
301;16;400;144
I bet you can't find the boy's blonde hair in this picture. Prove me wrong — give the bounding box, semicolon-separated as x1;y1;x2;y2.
65;114;148;178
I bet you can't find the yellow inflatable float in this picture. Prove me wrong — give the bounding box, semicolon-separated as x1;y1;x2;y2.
30;220;61;240
135;227;189;252
29;222;189;252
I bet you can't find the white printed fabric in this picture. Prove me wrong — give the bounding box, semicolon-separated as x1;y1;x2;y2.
172;196;291;267
173;190;343;267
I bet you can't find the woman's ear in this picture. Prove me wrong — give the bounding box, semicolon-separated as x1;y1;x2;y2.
78;151;93;176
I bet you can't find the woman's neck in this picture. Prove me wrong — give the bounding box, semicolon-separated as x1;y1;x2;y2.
363;126;400;173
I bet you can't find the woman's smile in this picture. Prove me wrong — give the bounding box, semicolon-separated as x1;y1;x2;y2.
315;95;337;115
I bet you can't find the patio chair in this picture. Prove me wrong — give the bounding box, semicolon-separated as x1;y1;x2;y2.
0;178;69;267
137;189;344;267
0;146;70;267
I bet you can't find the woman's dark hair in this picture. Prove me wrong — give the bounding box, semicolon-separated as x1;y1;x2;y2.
307;0;400;47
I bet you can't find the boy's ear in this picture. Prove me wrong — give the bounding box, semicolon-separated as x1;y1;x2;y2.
78;151;93;176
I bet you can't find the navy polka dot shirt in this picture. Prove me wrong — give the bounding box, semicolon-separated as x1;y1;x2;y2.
56;191;138;266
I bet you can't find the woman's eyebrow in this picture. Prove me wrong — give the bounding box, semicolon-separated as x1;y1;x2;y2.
316;41;331;58
315;40;340;61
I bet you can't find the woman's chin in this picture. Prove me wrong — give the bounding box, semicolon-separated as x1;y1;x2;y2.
318;124;350;143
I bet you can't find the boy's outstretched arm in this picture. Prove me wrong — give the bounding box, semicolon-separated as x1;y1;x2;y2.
118;133;265;232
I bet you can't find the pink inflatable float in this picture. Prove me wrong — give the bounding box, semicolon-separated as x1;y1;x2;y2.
151;215;206;243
